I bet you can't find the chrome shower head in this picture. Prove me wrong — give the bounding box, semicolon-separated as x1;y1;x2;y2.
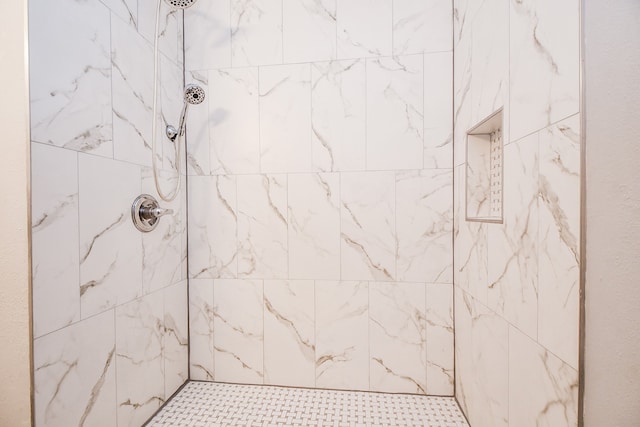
163;0;198;9
184;84;205;105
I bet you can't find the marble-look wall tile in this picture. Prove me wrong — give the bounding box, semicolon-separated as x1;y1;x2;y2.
189;175;238;279
116;292;165;427
259;64;312;173
452;0;473;168
311;59;366;172
213;279;264;384
237;175;288;278
31;143;80;338
337;0;392;58
288;173;340;280
111;17;154;167
367;55;423;170
29;0;112;156
163;281;189;396
231;0;283;67
283;0;337;63
138;2;183;68
186;71;211;176
160;56;185;172
426;283;454;395
34;310;116;427
370;282;427;394
538;115;580;369
316;281;369;391
396;170;453;283
509;0;580;142
424;52;453;169
185;0;232;71
487;134;539;339
101;0;137;28
141;170;183;295
509;326;579;427
78;154;142;318
454;287;508;427
393;0;452;55
453;165;488;303
209;67;260;174
189;279;215;381
341;172;395;281
264;280;315;387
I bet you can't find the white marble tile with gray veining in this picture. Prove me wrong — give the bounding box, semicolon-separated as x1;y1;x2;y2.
393;0;452;55
188;175;238;279
79;154;142;319
231;0;283;67
213;279;264;384
31;143;80;338
288;173;341;280
396;170;453;283
189;279;215;381
138;1;183;68
112;17;155;167
367;55;423;170
237;175;288;278
370;282;427;394
426;283;454;395
340;172;396;281
115;292;165;427
29;0;112;156
337;0;392;58
283;0;336;63
259;64;312;173
101;0;137;28
34;310;117;427
209;67;261;175
160;56;185;173
509;326;579;427
311;59;366;172
163;281;189;396
509;0;580;141
315;281;369;391
184;0;232;71
538;115;580;369
487;134;539;339
424;52;453;169
264;280;315;388
186;71;211;176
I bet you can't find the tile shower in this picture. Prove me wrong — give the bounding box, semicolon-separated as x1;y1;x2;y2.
28;1;581;427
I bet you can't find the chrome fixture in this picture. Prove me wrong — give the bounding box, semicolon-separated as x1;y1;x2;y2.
131;194;174;232
164;0;198;9
166;84;206;142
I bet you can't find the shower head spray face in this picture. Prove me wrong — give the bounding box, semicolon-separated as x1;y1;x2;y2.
184;84;205;105
163;0;198;9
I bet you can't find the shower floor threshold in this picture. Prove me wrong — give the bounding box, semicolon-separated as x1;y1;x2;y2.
146;381;470;427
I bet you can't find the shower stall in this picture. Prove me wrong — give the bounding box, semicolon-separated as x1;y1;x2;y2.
27;0;582;426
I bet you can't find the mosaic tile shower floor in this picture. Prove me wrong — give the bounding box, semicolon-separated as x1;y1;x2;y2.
146;381;470;427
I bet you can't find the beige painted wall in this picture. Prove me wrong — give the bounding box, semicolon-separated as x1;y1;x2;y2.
0;0;33;426
583;0;640;425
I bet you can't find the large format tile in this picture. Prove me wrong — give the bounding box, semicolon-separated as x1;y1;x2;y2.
367;55;423;170
237;175;288;278
393;0;452;55
186;70;210;176
209;67;260;175
283;0;336;63
396;170;453;283
370;282;427;394
264;280;315;387
311;60;366;172
315;281;369;391
337;0;392;58
424;52;453;169
340;172;396;281
259;64;312;173
34;310;116;427
288;173;341;280
31;143;80;338
426;283;454;395
231;0;283;67
213;279;264;384
184;0;232;71
538;115;581;369
78;154;142;318
189;279;215;381
163;280;189;396
29;0;112;156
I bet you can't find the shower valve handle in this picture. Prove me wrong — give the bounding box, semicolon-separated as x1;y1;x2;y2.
132;194;174;232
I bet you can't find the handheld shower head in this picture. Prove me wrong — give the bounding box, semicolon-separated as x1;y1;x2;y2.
163;0;198;9
166;84;206;142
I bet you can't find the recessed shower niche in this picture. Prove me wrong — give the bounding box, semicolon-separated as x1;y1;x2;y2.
466;109;504;223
